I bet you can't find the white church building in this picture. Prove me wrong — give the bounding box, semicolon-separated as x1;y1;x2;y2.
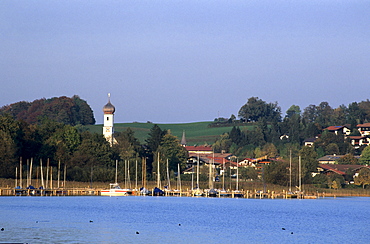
103;93;115;145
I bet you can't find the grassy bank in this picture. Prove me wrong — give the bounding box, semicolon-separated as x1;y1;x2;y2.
86;122;254;145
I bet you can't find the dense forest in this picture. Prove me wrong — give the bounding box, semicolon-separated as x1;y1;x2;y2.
0;95;95;126
1;96;370;188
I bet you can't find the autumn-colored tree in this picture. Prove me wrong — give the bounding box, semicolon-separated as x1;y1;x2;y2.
354;168;370;189
336;154;359;165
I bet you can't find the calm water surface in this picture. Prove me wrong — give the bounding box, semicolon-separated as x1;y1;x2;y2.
0;196;368;243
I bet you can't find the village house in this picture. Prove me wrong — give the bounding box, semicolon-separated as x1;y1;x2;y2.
357;123;370;136
325;125;351;136
315;164;369;183
317;155;360;164
304;137;317;147
348;136;369;149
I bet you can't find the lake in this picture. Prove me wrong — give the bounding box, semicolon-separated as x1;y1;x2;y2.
0;196;368;243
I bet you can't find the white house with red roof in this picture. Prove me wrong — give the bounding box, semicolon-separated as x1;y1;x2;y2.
357;123;370;136
324;125;351;136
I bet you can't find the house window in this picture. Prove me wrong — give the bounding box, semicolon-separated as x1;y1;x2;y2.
107;117;109;121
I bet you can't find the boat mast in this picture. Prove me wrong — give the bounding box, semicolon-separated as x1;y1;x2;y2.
196;153;200;189
222;158;225;190
209;153;212;189
124;160;127;188
299;155;302;193
289;150;292;192
63;163;66;189
236;158;239;191
135;159;138;190
19;158;22;188
166;158;171;190
58;160;61;189
40;159;44;188
177;163;181;192
46;158;49;188
115;160;118;184
128;161;131;189
142;157;146;189
29;158;33;187
157;152;161;188
15;167;18;188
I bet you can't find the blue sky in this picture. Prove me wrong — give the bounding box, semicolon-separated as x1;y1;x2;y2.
1;1;369;124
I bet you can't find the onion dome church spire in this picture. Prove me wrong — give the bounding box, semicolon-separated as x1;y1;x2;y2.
103;93;115;114
103;93;115;146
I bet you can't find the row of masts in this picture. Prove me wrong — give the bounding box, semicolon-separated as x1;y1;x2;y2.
16;153;300;193
15;158;66;189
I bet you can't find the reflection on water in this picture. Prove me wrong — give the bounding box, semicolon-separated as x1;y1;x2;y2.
0;196;369;243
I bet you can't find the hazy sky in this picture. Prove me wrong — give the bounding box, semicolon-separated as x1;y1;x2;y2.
1;1;369;124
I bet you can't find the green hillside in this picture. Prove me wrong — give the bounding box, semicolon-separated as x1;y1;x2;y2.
87;122;253;145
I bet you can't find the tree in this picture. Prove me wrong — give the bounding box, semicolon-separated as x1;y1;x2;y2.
265;161;289;186
316;102;334;127
0;130;17;178
302;104;318;124
69;132;112;181
286;105;301;118
145;124;167;175
229;126;242;145
359;146;370;165
157;133;188;174
238;97;281;123
146;124;166;153
114;128;143;160
261;143;278;158
213;133;232;153
0;96;95;126
355;168;370;189
336;154;359;165
299;146;318;183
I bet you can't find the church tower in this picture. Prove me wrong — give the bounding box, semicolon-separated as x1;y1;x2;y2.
103;93;115;146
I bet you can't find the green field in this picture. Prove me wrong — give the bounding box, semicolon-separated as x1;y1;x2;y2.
87;122;253;145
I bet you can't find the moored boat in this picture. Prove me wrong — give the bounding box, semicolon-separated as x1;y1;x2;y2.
101;183;131;196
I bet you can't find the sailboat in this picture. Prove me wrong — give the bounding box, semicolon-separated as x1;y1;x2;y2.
101;160;130;196
140;157;151;195
207;152;218;197
193;153;203;197
153;153;164;196
232;158;244;198
286;150;297;198
218;158;228;197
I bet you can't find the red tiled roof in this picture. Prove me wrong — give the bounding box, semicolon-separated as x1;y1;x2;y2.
185;146;213;152
357;123;370;128
325;126;344;131
349;136;367;139
319;164;345;175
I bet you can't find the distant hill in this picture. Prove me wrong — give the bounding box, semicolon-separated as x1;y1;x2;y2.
87;122;254;145
0;95;95;125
